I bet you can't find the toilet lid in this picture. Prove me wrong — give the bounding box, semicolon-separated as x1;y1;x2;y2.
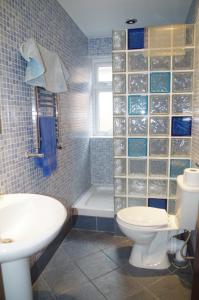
117;206;168;228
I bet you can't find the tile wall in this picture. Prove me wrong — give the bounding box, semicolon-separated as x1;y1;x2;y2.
90;138;113;185
88;37;113;185
112;26;194;214
0;0;91;206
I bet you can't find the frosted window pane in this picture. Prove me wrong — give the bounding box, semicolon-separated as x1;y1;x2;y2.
98;67;112;82
98;92;113;133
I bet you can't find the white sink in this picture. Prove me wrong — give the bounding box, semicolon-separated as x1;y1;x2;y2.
0;193;67;300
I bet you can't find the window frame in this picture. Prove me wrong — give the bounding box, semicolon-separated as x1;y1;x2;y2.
92;57;113;137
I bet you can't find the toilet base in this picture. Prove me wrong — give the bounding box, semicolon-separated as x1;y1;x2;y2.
129;244;170;270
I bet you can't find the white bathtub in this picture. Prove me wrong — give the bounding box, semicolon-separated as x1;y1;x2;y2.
73;185;114;218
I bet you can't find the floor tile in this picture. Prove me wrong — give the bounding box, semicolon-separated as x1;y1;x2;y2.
103;245;132;266
42;262;88;295
125;288;158;300
93;267;142;300
44;246;72;273
76;251;118;279
62;236;99;260
54;282;106;300
33;276;55;300
123;264;172;288
148;274;191;300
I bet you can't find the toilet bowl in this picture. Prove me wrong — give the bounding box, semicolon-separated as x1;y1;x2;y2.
116;171;199;269
117;206;180;269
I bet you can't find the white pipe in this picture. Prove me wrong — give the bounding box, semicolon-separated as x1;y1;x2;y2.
168;237;187;262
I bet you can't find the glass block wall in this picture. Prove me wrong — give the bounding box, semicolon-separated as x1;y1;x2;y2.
112;25;194;214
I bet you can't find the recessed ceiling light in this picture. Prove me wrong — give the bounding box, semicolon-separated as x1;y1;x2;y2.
126;19;137;25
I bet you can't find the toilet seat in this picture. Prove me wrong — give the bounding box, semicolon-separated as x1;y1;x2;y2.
117;206;168;229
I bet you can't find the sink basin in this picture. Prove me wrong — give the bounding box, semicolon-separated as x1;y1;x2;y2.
0;193;67;300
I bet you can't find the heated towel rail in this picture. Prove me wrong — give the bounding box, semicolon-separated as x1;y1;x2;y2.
26;86;62;158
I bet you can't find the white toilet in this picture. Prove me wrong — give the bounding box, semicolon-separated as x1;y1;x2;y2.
117;170;199;270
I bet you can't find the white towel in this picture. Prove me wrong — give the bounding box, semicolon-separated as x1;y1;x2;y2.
20;38;69;93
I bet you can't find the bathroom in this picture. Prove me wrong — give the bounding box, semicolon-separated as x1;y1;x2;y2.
0;0;199;299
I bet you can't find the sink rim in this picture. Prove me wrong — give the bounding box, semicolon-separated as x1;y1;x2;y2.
0;193;67;263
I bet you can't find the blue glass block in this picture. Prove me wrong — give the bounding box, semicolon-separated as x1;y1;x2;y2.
128;95;148;115
172;117;192;136
150;72;170;93
128;28;145;49
170;159;190;178
148;198;167;210
128;138;147;157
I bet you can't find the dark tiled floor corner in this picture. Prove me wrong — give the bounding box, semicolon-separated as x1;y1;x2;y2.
34;229;192;300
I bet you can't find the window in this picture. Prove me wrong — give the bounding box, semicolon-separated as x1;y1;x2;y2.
92;58;113;136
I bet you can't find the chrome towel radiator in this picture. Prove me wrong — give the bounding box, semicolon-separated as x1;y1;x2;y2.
26;87;62;158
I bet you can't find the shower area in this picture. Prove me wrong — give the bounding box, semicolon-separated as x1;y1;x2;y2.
73;23;194;233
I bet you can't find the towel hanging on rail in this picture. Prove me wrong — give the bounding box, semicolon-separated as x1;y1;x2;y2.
19;38;70;93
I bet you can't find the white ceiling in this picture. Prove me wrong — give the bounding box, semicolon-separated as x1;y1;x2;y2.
57;0;193;38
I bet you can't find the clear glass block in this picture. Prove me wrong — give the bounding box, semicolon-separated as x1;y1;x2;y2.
128;159;147;177
112;30;126;50
150;117;169;135
168;199;176;215
148;179;168;197
113;74;126;94
171;138;191;157
150;72;170;93
128;179;147;196
170;159;190;178
149;138;169;156
128;74;148;94
128;52;148;72
128;95;148;115
128;198;146;207
115;197;126;212
150;55;171;71
185;25;194;46
113;96;126;115
173;49;194;70
114;178;126;195
172;94;192;114
172;72;193;93
114;158;126;176
128;117;148;136
149;159;168;177
150;95;170;115
113;117;126;136
113;138;126;156
169;180;177;197
113;52;126;72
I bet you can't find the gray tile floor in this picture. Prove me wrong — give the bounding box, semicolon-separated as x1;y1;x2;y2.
33;229;192;300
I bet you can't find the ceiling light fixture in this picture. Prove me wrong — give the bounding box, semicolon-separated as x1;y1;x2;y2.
126;19;137;25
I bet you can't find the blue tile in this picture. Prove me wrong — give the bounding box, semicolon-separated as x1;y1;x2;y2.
172;117;192;136
148;198;167;210
150;72;170;93
128;28;145;49
170;159;190;178
73;215;96;230
128;95;148;115
128;138;147;157
97;217;115;233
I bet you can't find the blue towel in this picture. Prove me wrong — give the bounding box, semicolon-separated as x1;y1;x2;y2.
35;116;57;176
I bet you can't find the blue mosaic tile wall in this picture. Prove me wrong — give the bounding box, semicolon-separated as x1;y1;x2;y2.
90;138;113;185
88;37;112;56
112;25;194;214
0;0;91;206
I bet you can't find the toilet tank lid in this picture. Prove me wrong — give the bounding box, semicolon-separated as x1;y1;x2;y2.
117;206;168;227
